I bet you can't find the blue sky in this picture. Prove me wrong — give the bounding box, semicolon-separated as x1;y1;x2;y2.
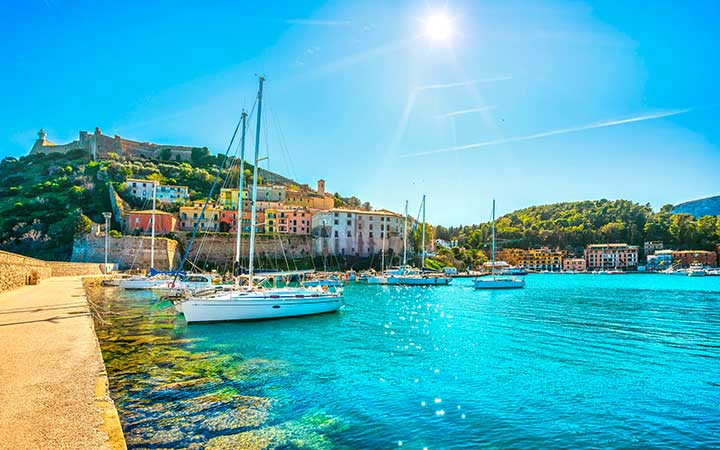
2;0;719;225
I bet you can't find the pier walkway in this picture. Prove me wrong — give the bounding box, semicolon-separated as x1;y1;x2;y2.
0;276;125;450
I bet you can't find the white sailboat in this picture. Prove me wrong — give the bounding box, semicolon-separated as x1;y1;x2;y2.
178;77;342;323
368;197;451;286
473;199;525;290
120;181;166;290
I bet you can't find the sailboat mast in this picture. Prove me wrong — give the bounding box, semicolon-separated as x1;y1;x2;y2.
380;211;386;272
234;111;248;286
150;181;156;270
247;76;265;288
402;200;408;271
421;194;426;269
491;198;496;278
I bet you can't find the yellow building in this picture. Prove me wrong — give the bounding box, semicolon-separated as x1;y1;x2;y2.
219;188;249;210
519;247;564;272
496;248;525;266
179;201;220;231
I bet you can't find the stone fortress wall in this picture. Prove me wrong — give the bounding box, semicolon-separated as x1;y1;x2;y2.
29;127;198;161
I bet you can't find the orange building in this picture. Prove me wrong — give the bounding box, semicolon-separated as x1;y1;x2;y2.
671;250;716;268
126;210;177;234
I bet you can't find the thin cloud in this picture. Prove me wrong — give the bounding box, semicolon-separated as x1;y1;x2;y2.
418;77;512;91
437;106;495;119
285;19;351;26
402;108;694;158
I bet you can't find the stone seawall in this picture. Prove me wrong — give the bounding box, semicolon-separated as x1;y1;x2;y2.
72;233;179;270
49;261;105;277
0;250;103;293
183;233;315;263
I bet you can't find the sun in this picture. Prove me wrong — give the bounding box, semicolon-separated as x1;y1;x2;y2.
424;13;453;41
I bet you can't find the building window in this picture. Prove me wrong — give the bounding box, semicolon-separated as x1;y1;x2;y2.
347;231;351;237
334;230;339;238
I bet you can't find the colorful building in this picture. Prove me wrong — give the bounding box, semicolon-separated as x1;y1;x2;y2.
126;210;177;234
584;243;639;270
285;180;335;210
126;178;188;203
671;250;716;268
276;208;313;235
519;247;564;271
646;249;674;271
179;201;220;231
496;248;525;267
563;258;587;272
219;185;285;210
312;208;405;257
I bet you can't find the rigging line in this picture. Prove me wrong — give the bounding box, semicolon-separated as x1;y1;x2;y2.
173;113;243;281
269;106;298;182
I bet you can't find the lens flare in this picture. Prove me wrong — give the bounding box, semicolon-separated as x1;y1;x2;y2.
424;13;453;41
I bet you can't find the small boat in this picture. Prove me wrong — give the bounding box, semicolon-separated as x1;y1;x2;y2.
497;267;529;276
597;269;624;275
368;197;451;286
687;263;707;277
150;273;219;296
473;276;525;289
473;200;525;290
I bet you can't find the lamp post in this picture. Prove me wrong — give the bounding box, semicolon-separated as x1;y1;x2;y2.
102;212;112;274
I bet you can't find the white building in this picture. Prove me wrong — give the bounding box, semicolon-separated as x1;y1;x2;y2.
126;178;189;203
312;209;407;257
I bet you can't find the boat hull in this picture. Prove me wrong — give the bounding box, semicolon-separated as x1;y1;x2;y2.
119;279;168;290
473;278;525;289
180;292;343;322
387;276;451;286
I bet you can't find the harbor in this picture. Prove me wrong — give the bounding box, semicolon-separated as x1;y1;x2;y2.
89;273;719;449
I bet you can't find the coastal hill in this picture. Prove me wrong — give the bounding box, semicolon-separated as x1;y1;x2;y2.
672;195;720;218
434;199;720;267
0;131;367;260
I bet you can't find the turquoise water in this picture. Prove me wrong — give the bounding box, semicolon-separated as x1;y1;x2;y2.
98;274;720;449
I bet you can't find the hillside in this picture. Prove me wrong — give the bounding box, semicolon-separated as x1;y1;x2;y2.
0;148;371;261
435;199;720;257
672;195;720;218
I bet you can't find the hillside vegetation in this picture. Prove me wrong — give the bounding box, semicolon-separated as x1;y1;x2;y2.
0;149;364;260
435;199;720;257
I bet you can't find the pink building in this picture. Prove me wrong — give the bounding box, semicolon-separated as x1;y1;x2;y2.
584;244;638;270
563;258;587;272
277;208;313;235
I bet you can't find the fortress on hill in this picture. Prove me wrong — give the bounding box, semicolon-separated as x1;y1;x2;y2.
29;127;199;161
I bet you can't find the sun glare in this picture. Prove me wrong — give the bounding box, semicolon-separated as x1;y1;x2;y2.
424;13;453;41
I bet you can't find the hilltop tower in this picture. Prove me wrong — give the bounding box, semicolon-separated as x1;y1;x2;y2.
317;179;325;196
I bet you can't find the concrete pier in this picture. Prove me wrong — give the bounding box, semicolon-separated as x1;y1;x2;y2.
0;277;126;450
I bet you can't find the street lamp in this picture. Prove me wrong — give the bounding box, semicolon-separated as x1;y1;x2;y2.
102;212;112;274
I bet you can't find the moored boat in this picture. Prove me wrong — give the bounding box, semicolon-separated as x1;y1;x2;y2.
177;77;343;322
473;199;525;290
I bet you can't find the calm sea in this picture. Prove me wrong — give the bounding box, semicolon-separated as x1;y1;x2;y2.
95;274;720;449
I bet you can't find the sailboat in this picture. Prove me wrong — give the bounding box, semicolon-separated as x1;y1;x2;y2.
120;181;170;289
473;199;525;289
368;197;451;286
177;77;343;323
